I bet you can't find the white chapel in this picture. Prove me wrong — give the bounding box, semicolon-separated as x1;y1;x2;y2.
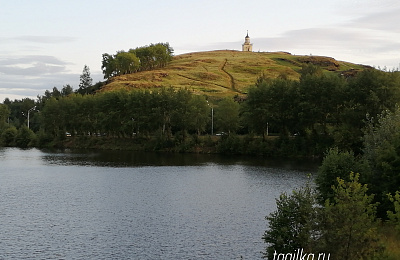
242;31;253;52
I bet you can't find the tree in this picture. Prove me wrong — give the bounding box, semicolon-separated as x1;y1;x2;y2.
101;43;173;80
5;98;36;129
214;98;240;135
264;172;385;260
78;65;93;95
316;147;370;202
348;69;400;122
130;43;174;71
320;173;383;260
387;191;400;233
0;104;10;130
298;72;345;134
263;181;318;259
241;82;270;139
0;127;17;146
97;91;128;137
41;97;64;138
61;84;74;96
15;125;36;148
363;107;400;216
188;95;209;136
261;78;299;136
171;88;193;140
132;45;153;71
115;51;140;75
101;53;117;79
242;77;299;139
126;90;154;136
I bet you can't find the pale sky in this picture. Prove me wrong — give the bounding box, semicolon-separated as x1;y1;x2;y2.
1;0;399;101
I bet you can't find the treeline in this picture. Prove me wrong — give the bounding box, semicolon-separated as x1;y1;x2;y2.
244;66;400;153
40;88;210;141
261;68;400;260
1;65;400;157
101;43;174;79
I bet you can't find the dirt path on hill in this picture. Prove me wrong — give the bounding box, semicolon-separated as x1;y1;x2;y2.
220;59;237;91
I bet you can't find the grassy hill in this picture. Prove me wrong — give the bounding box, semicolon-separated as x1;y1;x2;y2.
100;50;369;98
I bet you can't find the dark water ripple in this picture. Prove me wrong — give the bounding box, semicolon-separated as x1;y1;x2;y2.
0;148;316;259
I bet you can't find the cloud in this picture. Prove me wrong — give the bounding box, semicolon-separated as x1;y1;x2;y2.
0;35;77;45
273;27;397;52
0;55;80;101
0;67;104;102
0;55;71;76
0;71;79;101
13;35;77;44
351;7;400;33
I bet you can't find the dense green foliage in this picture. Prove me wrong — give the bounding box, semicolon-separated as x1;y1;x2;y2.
2;66;400;156
101;43;174;79
264;173;386;260
263;181;317;258
316;107;400;217
214;98;240;134
243;67;400;154
38;88;211;142
0;104;10;130
363;107;400;217
285;104;400;259
1;127;17;147
321;173;383;260
316;148;370;202
387;191;400;232
15;126;36;148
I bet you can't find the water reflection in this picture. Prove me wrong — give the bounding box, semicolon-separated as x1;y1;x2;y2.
40;148;319;171
0;148;318;259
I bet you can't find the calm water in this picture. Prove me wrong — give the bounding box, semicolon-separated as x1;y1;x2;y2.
0;148;317;259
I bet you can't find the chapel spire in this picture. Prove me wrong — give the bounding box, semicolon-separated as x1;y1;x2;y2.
242;31;253;52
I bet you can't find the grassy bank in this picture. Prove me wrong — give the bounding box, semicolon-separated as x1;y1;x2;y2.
379;224;400;260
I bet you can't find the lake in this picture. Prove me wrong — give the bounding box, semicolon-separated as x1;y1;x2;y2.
0;148;318;259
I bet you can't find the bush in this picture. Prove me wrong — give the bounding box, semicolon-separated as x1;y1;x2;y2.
264;173;385;260
320;173;384;259
1;127;18;146
387;191;400;233
15;126;36;148
36;129;54;147
216;134;242;154
263;181;318;258
316;148;370;202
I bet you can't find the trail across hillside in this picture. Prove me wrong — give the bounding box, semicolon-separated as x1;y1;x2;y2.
220;59;237;91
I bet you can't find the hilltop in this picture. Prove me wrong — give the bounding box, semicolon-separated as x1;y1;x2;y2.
100;50;369;97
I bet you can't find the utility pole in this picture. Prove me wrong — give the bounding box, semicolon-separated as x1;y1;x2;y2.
27;106;37;129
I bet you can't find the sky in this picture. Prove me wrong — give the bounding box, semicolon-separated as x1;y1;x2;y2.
1;0;399;102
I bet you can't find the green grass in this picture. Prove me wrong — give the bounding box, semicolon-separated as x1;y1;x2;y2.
379;223;400;259
102;50;369;98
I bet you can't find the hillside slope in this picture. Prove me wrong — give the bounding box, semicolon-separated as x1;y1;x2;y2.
101;50;368;97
